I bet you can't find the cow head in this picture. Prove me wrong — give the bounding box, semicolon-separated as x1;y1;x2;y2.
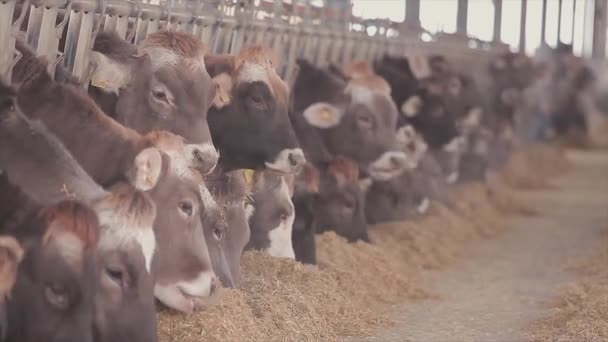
293;60;409;180
246;170;296;259
92;184;158;342
6;201;98;342
292;163;320;265
147;156;217;313
204;169;251;289
90;31;218;174
314;157;369;242
204;46;304;173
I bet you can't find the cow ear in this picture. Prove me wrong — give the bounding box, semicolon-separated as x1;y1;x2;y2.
212;73;233;109
0;235;24;300
204;54;235;78
128;147;163;192
89;51;132;94
303;102;343;129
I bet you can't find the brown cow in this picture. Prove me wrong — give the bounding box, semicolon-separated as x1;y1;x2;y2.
6;201;98;342
203;46;305;173
89;31;218;175
291;59;409;180
0;84;158;341
203;168;252;288
10;50;219;313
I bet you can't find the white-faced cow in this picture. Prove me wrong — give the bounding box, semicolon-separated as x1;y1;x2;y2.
245;170;296;259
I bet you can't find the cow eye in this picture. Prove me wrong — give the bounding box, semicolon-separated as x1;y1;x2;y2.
250;93;263;104
152;89;169;103
178;200;194;217
45;284;69;310
0;96;15;112
357;115;373;128
343;198;355;210
105;267;124;287
213;227;224;241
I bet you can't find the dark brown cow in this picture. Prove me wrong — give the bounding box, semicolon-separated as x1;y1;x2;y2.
291;59;408;180
10;48;218;313
292;163;320;265
6;201;98;342
89;31;218;174
203;46;305;173
246;170;296;259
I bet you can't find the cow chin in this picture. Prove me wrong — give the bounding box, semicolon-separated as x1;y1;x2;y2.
264;148;306;173
154;270;217;314
368;151;411;182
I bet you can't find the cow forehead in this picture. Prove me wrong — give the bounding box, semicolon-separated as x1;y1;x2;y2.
142;47;206;75
236;61;290;105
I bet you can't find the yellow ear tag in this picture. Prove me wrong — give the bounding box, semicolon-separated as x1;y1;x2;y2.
90;76;114;90
242;169;255;187
320;108;333;124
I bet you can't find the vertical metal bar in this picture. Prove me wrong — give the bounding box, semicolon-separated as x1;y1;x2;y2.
592;0;606;58
519;0;527;51
541;0;547;44
405;0;420;26
457;0;468;34
493;0;502;41
571;0;577;42
557;0;563;43
0;0;17;80
63;9;95;81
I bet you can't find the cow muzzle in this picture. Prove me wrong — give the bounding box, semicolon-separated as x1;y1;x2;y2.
368;151;412;181
153;270;220;314
265;148;306;173
187;144;219;175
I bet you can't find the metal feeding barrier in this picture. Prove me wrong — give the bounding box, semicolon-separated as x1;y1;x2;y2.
0;0;510;85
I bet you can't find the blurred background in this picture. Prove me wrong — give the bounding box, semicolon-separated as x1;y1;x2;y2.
350;0;593;56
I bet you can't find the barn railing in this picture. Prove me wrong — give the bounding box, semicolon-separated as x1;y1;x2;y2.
0;0;510;85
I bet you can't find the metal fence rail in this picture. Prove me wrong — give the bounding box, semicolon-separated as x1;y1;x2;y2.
0;0;511;84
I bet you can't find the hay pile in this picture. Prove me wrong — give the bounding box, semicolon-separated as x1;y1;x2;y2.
500;144;569;189
528;230;608;342
158;145;569;342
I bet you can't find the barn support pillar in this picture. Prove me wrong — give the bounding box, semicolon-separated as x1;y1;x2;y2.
519;0;527;51
592;0;607;58
541;0;548;44
405;0;420;26
493;0;502;42
457;0;468;34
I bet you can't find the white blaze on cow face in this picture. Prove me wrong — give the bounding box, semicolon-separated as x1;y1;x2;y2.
265;178;296;259
446;171;459;184
264;148;306;174
401;95;422;117
153;269;216;313
49;232;85;271
237;62;270;85
368;151;411;181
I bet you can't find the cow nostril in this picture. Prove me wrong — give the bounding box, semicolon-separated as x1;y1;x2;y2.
193;150;204;163
288;152;304;167
390;156;402;167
